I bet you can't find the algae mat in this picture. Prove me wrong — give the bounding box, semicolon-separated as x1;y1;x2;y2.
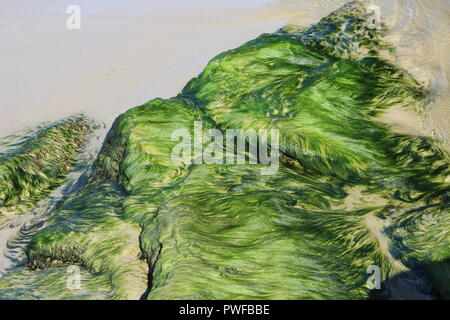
0;2;448;300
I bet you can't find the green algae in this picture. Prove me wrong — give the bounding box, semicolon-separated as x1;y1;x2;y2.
142;164;374;299
0;265;113;300
0;1;448;300
0;117;93;214
26;182;148;300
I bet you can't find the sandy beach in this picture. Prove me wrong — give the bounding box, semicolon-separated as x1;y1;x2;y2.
0;0;303;137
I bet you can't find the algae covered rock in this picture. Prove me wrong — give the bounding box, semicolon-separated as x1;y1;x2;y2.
0;117;93;214
0;1;448;300
0;265;113;300
26;182;148;300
